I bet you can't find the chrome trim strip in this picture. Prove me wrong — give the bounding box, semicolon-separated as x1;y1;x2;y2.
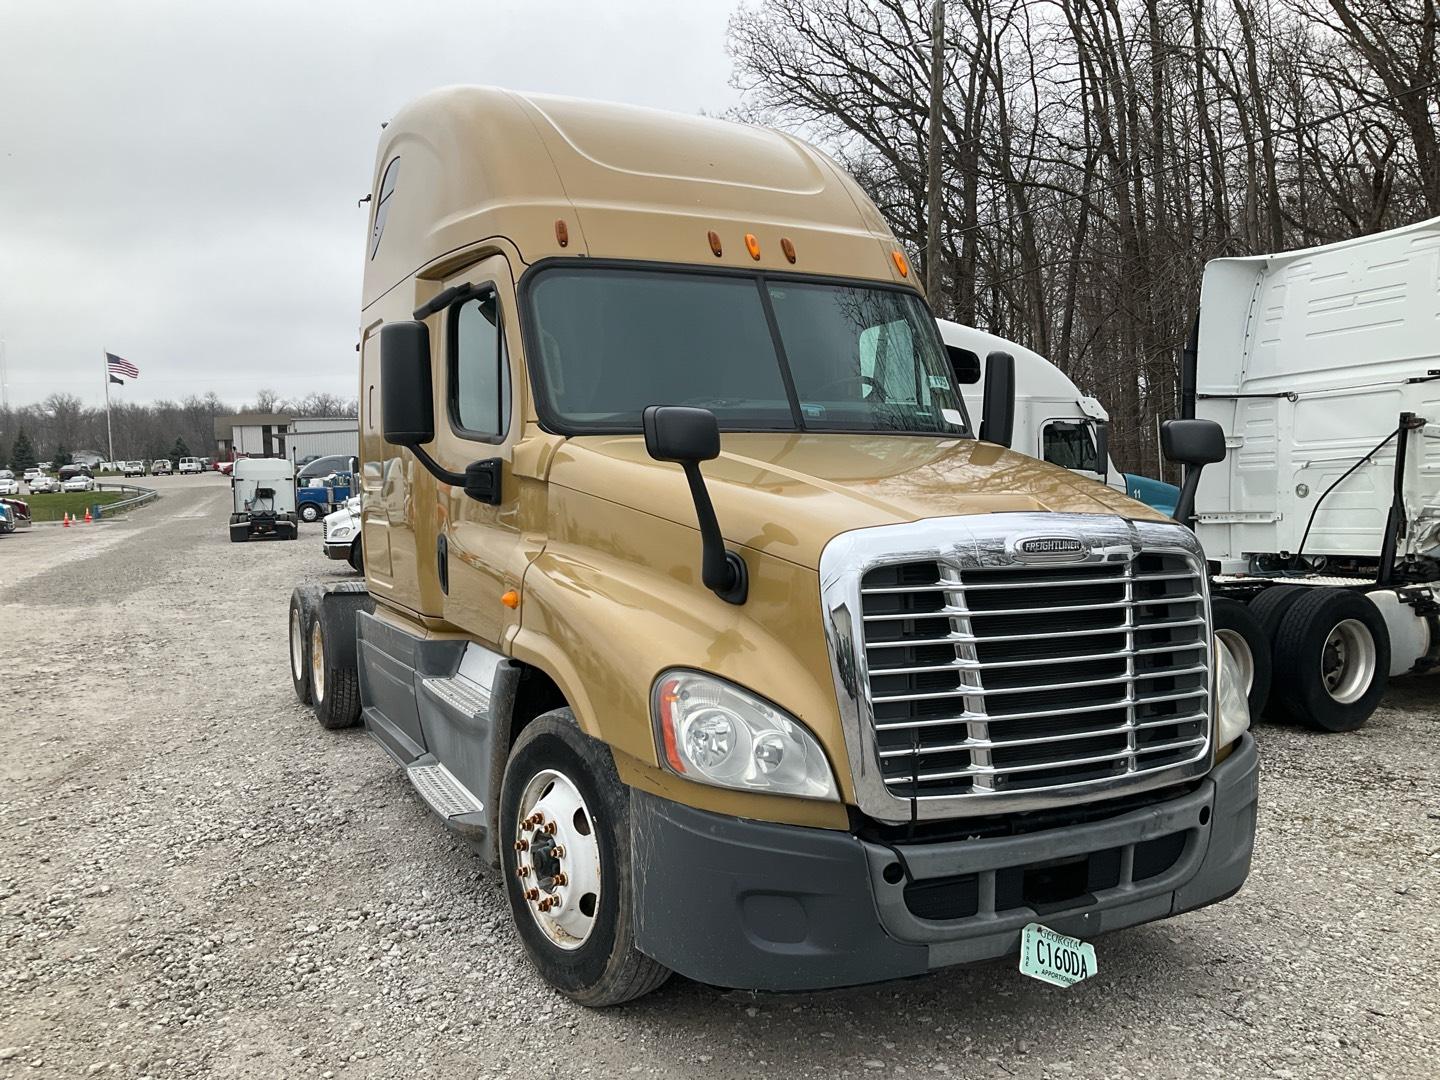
819;512;1213;824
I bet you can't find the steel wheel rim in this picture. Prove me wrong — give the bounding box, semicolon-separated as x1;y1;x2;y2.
290;607;305;684
1216;629;1254;695
1321;618;1375;704
513;768;601;951
309;619;326;703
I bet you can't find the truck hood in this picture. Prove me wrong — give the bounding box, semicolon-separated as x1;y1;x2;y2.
547;433;1170;569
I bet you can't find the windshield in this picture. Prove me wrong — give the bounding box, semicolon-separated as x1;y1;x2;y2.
525;267;970;435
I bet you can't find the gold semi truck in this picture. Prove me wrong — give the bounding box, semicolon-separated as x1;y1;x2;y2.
286;87;1257;1005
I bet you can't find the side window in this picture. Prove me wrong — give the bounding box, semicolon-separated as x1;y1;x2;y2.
1042;420;1100;471
450;290;511;439
369;157;399;260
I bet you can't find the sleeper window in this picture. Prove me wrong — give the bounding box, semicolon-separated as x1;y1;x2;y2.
452;292;511;439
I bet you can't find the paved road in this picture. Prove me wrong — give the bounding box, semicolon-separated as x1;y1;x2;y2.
1;475;1437;1079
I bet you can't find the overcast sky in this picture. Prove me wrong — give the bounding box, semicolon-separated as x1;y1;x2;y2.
0;0;743;409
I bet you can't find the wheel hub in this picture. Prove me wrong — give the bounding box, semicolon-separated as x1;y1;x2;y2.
513;768;601;950
309;619;325;702
290;608;305;683
1320;618;1376;705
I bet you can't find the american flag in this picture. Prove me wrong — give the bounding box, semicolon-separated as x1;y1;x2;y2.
106;352;139;379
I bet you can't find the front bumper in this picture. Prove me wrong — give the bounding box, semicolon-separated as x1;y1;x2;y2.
322;540;353;560
631;733;1257;992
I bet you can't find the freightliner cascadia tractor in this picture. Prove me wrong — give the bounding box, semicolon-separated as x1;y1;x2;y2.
286;87;1256;1005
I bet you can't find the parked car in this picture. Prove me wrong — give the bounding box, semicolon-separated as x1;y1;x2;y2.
61;474;95;493
297;454;354;483
200;457;213;471
58;464;93;481
121;460;146;477
0;471;18;496
27;474;60;494
217;460;235;476
151;459;173;475
179;456;203;475
36;461;52;471
22;467;43;484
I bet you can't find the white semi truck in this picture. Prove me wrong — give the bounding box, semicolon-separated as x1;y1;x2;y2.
1186;216;1440;731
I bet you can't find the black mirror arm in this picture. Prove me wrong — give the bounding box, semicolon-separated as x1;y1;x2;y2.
1173;465;1202;529
408;445;502;506
680;461;748;605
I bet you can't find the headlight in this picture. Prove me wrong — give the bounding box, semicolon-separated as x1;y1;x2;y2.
330;526;353;540
652;670;838;801
1214;635;1251;749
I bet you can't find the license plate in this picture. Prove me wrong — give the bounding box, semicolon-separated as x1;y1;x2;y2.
1018;922;1097;987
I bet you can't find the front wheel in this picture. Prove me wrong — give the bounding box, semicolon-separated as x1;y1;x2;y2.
499;711;671;1007
1212;597;1272;719
299;503;321;523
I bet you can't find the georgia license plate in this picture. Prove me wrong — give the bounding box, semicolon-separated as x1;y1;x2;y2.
1018;922;1097;987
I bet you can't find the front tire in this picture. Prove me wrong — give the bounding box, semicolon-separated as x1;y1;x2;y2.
299;503;321;523
1272;589;1390;732
499;711;671;1007
348;538;363;574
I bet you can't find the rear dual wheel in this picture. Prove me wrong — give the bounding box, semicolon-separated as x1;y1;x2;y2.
1271;589;1389;733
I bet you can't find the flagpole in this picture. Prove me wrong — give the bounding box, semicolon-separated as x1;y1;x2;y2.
103;350;115;465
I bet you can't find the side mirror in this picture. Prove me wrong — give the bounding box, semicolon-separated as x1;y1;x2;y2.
380;321;434;447
643;404;721;463
1093;421;1110;483
642;406;746;605
380;319;501;505
979;351;1015;448
1161;418;1226;528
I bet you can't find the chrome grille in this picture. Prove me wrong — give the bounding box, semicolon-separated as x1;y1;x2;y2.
858;550;1211;801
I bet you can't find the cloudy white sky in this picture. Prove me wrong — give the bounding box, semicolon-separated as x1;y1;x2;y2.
0;0;744;408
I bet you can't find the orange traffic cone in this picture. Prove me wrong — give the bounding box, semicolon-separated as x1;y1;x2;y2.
62;512;70;528
84;507;92;524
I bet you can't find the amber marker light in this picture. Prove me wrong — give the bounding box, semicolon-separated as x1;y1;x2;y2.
781;237;797;263
501;589;520;609
891;249;910;277
655;676;688;774
745;233;762;260
707;230;723;257
554;219;569;247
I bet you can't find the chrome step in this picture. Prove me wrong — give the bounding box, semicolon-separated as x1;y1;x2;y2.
407;761;483;819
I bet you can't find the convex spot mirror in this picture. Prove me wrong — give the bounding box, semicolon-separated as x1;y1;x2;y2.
643;405;721;463
380;320;434;447
1160;418;1226;467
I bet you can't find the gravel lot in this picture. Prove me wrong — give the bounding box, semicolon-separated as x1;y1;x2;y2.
2;473;1437;1079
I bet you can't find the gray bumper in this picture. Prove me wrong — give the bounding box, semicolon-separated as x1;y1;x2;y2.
322;542;351;560
631;733;1257;992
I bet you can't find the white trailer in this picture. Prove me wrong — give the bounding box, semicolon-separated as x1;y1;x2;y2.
1187;216;1440;731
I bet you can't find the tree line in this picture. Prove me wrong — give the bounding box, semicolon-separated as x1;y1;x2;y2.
0;391;357;471
729;0;1438;475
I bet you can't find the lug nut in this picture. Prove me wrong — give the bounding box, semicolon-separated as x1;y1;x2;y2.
537;897;554;912
516;865;531;878
552;872;568;887
551;846;565;858
524;888;539;901
544;821;558;835
513;839;529;852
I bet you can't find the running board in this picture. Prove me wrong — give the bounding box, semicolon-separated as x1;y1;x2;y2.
406;756;487;837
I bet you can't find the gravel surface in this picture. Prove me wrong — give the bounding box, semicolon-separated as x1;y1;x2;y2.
1;473;1437;1079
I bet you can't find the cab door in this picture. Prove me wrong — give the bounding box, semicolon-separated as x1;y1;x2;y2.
431;255;528;649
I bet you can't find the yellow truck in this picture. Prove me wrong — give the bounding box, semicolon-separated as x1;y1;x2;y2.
286;87;1257;1005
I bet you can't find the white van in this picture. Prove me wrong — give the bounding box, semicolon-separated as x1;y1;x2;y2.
178;456;203;475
